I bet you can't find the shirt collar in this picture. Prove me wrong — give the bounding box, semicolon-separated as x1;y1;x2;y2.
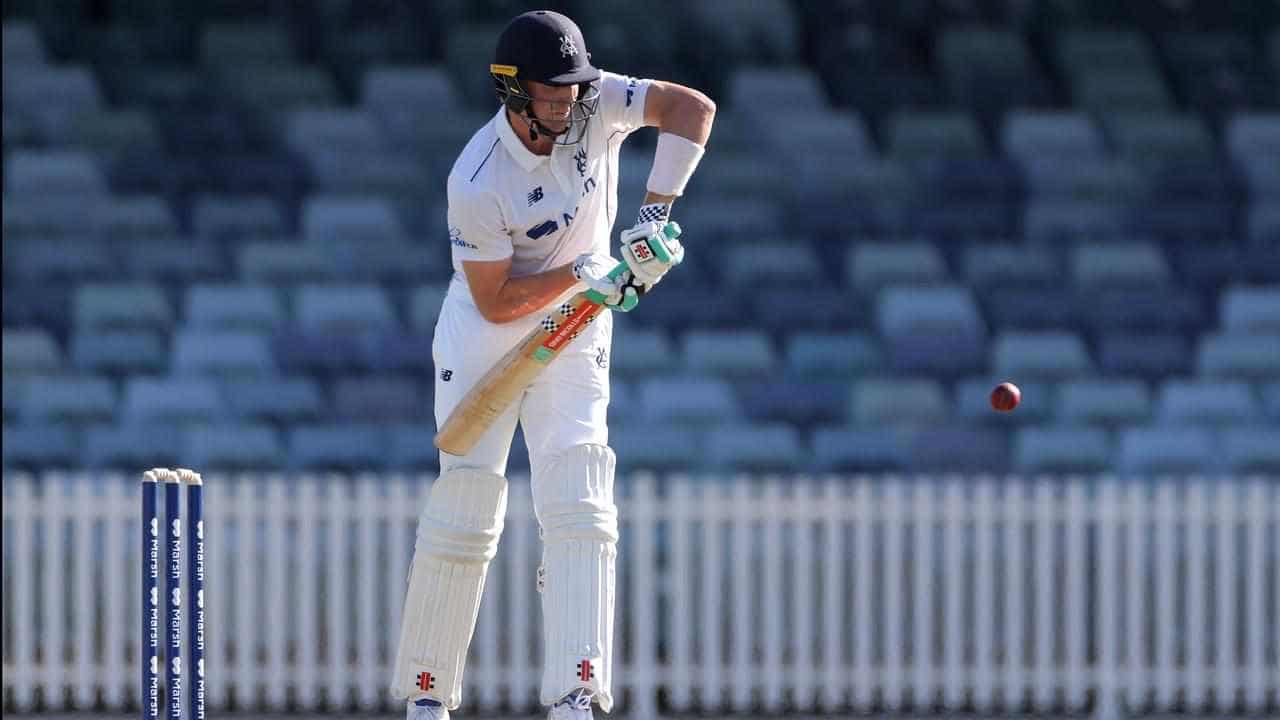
494;107;548;172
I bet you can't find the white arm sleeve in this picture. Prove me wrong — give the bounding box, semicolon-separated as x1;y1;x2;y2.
595;71;652;135
446;181;513;264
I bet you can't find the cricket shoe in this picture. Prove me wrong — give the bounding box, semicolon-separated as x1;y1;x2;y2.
407;697;448;720
547;688;594;720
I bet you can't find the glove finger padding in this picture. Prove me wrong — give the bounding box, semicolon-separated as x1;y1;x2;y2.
619;221;684;288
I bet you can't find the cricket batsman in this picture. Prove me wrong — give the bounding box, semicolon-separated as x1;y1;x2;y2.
390;9;715;720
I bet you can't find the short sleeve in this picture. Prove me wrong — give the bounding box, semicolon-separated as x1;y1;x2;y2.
447;182;513;263
596;70;652;135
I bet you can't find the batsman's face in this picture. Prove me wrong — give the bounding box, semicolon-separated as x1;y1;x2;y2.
526;80;578;131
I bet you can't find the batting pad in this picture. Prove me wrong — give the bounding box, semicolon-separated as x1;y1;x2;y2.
532;443;619;712
390;467;508;709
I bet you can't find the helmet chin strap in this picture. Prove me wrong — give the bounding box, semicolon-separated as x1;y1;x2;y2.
524;107;567;143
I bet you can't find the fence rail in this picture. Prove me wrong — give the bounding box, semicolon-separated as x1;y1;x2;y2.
3;473;1277;716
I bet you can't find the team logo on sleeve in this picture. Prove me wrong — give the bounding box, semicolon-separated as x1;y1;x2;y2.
449;226;477;250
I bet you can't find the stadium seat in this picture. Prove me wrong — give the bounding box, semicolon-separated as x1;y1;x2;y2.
1224;113;1280;164
83;424;184;469
1120;427;1214;473
5;150;106;196
70;330;166;375
333;375;426;421
2;377;24;421
1081;287;1205;333
1021;158;1142;204
289;424;387;471
222;376;323;422
719;242;822;288
688;0;800;64
123;240;224;283
192;194;287;240
1098;333;1191;378
981;287;1076;331
1249;205;1280;244
2;66;103;126
907;427;1009;472
21;376;116;424
386;424;441;472
1003;110;1106;163
409;284;450;332
785;332;883;378
639;376;739;425
122;377;224;425
1025;199;1124;242
1014;427;1111;473
1220;286;1280;333
608;421;703;472
877;285;984;338
302;196;406;245
69;109;161;159
962;245;1061;289
886;110;985;161
294;285;398;332
1057;379;1152;425
219;66;338;115
1055;29;1159;75
811;427;908;471
611;327;676;376
3;329;61;375
1071;243;1171;288
74;284;173;331
93;195;175;240
992;331;1092;380
1221;427;1280;473
3;21;45;65
704;423;803;472
284;108;385;156
184;424;284;471
199;22;295;67
186;285;285;331
727;66;827;111
239;242;334;284
364;65;460;117
938;26;1049;113
1102;112;1215;167
681;330;776;376
848;243;948;292
1071;70;1172;113
737;379;848;426
7;237;117;282
361;330;433;375
1197;334;1280;379
172;329;275;377
3;424;77;469
750;287;866;333
1156;380;1260;425
851;379;947;427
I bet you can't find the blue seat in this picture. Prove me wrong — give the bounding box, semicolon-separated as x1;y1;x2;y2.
191;194;286;240
302;196;406;245
981;287;1077;331
704;423;803;472
385;424;440;472
877;285;984;337
272;329;364;374
172;329;275;377
320;237;442;283
3;378;24;421
885;331;986;376
409;284;450;332
847;243;948;292
1120;427;1214;473
1222;427;1280;473
122;377;224;425
751;287;866;333
886;110;985;161
1072;70;1172;113
608;421;702;472
7;238;117;282
811;427;908;472
627;286;739;331
1103;112;1215;168
1099;333;1191;378
240;242;335;284
83;424;183;469
3;21;46;65
363;66;460;116
220;66;338;114
784;332;883;378
963;245;1061;289
93;196;175;240
1249;205;1280;245
1024;199;1125;241
1264;382;1280;420
639;376;739;425
294;285;398;332
906;427;1009;473
184;424;284;471
938;26;1051;113
186;285;285;331
199;22;295;67
851;379;947;427
284;108;383;155
21;376;116;424
124;240;225;282
361;331;434;375
1156;380;1260;425
1071;243;1171;288
611;326;676;377
1014;427;1111;474
333;376;426;421
1002;110;1106;162
3;424;77;469
1079;287;1205;332
719;242;822;288
1056;29;1159;75
1220;286;1280;333
1058;379;1152;426
737;379;848;426
289;423;388;471
1197;334;1280;379
70;330;166;375
992;331;1092;380
75;284;173;331
681;330;776;376
222;376;323;422
954;377;1053;427
3;329;61;375
5;150;107;196
728;66;827;111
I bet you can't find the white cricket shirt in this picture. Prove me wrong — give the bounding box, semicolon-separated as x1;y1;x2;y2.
444;71;652;311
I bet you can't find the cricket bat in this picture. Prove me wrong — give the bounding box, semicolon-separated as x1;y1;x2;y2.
434;223;681;455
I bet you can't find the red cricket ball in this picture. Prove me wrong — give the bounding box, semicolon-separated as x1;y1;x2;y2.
991;382;1021;412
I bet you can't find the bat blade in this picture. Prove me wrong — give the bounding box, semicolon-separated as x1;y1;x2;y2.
433;292;608;455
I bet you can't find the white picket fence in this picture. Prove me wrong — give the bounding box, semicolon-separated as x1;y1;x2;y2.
3;473;1277;717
